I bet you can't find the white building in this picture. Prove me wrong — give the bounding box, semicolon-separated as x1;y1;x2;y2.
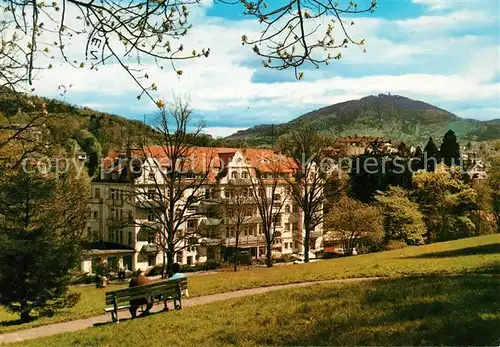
81;146;323;274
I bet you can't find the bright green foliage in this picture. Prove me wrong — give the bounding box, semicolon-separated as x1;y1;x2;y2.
325;196;384;254
412;165;477;242
0;165;89;322
375;186;426;245
488;154;500;231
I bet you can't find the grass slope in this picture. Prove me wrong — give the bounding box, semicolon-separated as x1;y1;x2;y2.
1;234;499;334
17;275;500;346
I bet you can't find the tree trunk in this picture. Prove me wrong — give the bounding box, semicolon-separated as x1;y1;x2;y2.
166;245;175;278
161;251;167;279
265;242;272;267
304;225;310;263
234;234;239;272
20;306;32;323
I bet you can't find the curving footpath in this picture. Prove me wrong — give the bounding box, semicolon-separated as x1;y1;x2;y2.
0;277;381;345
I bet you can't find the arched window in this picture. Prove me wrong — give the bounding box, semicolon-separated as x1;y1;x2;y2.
242;171;249;179
231;171;239;179
284;205;290;213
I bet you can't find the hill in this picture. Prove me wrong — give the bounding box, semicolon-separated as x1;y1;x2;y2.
0;89;160;155
228;94;500;146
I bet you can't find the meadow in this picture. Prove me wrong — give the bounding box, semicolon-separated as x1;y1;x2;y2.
16;275;500;346
1;234;499;335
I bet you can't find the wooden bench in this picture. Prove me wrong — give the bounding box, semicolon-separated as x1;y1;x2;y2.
104;277;188;323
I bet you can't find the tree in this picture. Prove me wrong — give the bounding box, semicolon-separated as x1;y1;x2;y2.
247;155;290;267
0;163;89;322
220;181;254;271
412;164;477;242
440;130;461;167
278;127;330;263
349;153;413;202
423;137;439;171
471;180;496;235
324;196;383;255
374;186;426;245
239;0;378;79
128;98;215;278
487;154;500;232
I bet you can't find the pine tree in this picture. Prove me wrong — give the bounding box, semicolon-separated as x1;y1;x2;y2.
423;137;439;171
0;164;89;322
440;130;461;167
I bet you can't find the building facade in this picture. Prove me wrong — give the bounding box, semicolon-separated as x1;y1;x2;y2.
81;146;322;274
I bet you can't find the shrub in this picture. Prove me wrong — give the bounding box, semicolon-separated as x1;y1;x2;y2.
385;240;408;251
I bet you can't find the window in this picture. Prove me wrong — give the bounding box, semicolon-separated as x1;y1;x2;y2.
293;223;298;231
147;232;155;244
244;227;248;236
148;255;156;267
225;189;230;198
95;188;101;199
110;189;115;200
285;242;289;249
187;219;198;230
284;205;290;213
148;172;155;181
292;205;299;213
87;227;92;239
187;256;193;266
148;213;155;222
273;194;281;201
147;189;155;199
119;230;124;244
245;208;252;217
242;171;249;179
226;227;230;238
93;211;99;220
231;171;239;179
285;223;290;231
128;231;133;245
273;213;282;226
176;251;183;263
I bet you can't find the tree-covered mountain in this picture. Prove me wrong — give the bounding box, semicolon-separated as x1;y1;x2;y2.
227;94;500;146
0;89;160;155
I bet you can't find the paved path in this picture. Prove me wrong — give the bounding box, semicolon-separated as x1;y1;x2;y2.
0;277;381;345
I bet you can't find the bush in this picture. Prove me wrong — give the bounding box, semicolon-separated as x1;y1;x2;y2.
385;240;408;251
146;260;222;277
70;272;97;285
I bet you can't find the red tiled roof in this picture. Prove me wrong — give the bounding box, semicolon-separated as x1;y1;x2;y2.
104;146;298;176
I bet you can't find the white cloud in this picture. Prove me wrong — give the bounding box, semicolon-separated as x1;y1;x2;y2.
21;3;499;129
455;107;500;121
412;0;461;11
203;127;246;138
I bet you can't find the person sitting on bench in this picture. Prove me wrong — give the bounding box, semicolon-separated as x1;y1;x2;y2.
169;263;188;297
129;269;153;319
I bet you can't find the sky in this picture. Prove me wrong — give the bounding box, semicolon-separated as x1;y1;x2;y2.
29;0;500;138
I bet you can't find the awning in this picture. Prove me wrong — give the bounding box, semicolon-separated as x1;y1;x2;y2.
141;244;158;253
200;238;221;246
86;241;135;256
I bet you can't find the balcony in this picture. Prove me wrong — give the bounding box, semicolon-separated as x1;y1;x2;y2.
106;199;124;207
224;235;266;247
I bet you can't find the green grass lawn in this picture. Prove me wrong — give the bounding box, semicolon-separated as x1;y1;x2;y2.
1;234;499;334
17;275;500;346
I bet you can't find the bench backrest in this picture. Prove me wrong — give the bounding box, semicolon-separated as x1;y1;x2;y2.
105;277;188;307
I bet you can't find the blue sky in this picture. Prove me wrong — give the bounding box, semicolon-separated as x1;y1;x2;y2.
33;0;500;137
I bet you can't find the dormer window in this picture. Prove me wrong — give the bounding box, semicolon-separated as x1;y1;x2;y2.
231;171;239;179
148;172;155;181
242;171;249;179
